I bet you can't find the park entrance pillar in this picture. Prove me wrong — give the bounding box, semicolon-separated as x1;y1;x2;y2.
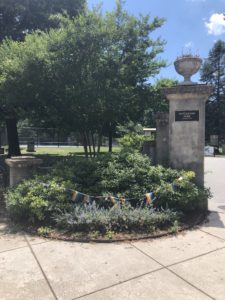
163;56;212;189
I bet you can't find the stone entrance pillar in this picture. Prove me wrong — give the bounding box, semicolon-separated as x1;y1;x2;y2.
164;85;212;187
156;112;169;167
163;55;213;188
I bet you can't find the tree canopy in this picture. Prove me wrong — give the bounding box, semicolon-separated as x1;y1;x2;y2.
142;78;177;128
0;0;86;156
200;40;225;143
0;0;86;41
0;1;166;156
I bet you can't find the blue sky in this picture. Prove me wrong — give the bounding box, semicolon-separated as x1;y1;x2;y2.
88;0;225;83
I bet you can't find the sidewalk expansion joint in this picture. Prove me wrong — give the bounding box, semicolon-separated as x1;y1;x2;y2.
199;228;225;242
167;268;216;300
131;243;216;300
72;267;164;300
0;238;51;255
0;244;29;255
167;245;225;268
25;236;58;300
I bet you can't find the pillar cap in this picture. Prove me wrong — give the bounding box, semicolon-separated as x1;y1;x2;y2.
5;156;43;168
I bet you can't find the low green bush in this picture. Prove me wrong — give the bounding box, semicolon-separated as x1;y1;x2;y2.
5;139;210;228
53;204;178;234
5;176;72;223
117;132;147;152
50;155;104;195
50;151;209;212
154;171;210;211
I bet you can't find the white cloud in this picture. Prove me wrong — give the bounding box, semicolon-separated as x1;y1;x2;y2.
184;41;194;48
205;13;225;35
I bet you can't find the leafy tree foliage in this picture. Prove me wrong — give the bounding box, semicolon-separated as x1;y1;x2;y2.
200;40;225;143
0;39;26;155
0;0;86;41
142;78;177;127
0;2;166;156
40;3;166;155
0;0;86;156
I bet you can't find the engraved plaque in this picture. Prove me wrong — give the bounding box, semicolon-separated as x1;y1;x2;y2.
175;110;199;121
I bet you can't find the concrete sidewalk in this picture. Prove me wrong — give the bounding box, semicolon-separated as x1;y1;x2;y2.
0;157;225;300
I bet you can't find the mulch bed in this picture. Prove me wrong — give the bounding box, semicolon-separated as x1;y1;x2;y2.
0;191;208;242
20;211;208;243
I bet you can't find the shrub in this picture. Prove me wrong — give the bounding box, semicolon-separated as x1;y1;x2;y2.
53;204;178;234
50;156;105;195
99;151;156;199
154;175;210;212
118;132;147;152
5;176;73;223
5;147;210;227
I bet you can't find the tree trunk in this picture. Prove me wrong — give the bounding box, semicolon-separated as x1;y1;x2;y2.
108;127;112;153
6;118;21;158
97;133;102;154
57;131;60;148
85;131;92;157
91;132;96;157
82;132;88;158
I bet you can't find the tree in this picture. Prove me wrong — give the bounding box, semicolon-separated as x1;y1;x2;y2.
142;78;177;127
42;2;166;154
99;3;166;151
0;2;166;157
0;0;86;41
0;0;86;157
0;39;26;156
200;40;225;144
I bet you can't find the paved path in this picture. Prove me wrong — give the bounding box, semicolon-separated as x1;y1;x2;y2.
0;157;225;300
205;157;225;213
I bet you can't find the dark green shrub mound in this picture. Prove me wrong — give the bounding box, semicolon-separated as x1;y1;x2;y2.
54;204;178;234
51;150;209;211
5;148;210;228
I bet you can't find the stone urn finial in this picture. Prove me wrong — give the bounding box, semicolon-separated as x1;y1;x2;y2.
174;55;202;85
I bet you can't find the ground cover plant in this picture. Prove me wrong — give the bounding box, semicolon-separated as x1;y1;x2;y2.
4;134;210;238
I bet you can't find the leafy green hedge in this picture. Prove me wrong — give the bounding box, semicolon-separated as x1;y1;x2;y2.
5;148;209;227
5;177;72;223
50;151;209;211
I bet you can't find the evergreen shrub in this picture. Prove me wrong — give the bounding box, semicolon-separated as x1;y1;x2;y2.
5;133;210;230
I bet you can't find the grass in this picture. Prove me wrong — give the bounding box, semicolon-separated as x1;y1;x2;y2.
20;146;120;156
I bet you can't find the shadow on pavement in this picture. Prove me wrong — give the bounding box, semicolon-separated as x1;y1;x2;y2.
218;205;225;211
204;212;225;228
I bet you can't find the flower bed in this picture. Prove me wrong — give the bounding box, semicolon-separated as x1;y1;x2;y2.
4;140;210;238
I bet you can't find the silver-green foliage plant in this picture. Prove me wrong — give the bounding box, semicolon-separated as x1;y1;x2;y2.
53;204;178;234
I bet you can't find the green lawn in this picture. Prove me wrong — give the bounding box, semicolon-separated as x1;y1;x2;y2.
21;146;120;156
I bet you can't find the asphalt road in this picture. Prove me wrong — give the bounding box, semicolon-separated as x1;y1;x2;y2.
205;156;225;213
